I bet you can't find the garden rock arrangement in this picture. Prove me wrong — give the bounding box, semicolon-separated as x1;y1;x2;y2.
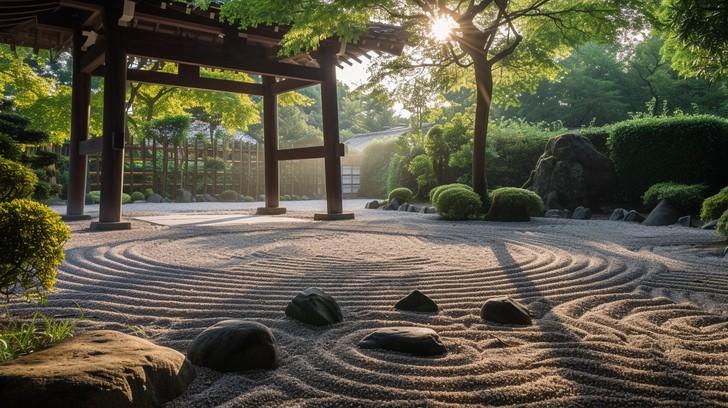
187;320;278;372
0;330;195;408
395;290;439;313
481;298;532;325
524;133;616;209
571;206;592;220
358;327;447;356
643;199;681;226
285;287;343;326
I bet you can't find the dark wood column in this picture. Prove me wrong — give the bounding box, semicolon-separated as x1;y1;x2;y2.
64;30;92;221
256;75;286;215
315;46;353;220
93;1;131;230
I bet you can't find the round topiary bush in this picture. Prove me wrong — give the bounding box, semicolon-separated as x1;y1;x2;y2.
486;187;544;222
241;195;254;202
701;187;728;222
218;190;239;202
430;183;472;207
130;191;146;201
437;187;482;220
86;190;101;204
0;157;38;202
0;199;70;301
718;209;728;238
642;182;706;213
121;193;132;204
388;187;414;204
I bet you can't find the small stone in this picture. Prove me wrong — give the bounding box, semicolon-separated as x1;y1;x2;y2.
571;206;592;220
358;327;446;356
609;208;628;221
677;215;692;227
395;290;438;313
146;193;163;203
624;210;645;223
0;330;195;407
544;209;569;218
702;219;718;230
385;198;400;211
187;320;277;372
285;287;343;326
365;200;381;209
426;206;438;214
398;203;410;211
481;298;532;325
418;206;428;213
643;199;681;226
408;205;417;212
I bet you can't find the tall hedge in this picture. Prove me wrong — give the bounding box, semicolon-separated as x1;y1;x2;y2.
608;115;728;201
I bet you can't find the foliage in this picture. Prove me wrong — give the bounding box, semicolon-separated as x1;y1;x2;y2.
205;158;226;172
387;187;413;204
87;190;100;204
0;133;21;160
608;115;728;201
701;187;728;222
718;209;728;238
436;187;482;220
0;311;78;362
425;114;472;185
430;183;472;207
144;115;191;145
241;195;255;202
642;182;706;213
385;153;418;194
0;199;70;302
218;190;240;202
407;154;436;198
121;193;132;204
130;191;146;201
0;157;37;202
485;187;544;222
359;140;398;198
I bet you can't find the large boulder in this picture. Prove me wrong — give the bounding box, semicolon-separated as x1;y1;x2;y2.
285;287;343;326
176;189;192;203
187;320;277;372
358;327;446;356
524;134;616;209
146;193;163;203
0;330;195;408
481;298;532;325
643;199;682;226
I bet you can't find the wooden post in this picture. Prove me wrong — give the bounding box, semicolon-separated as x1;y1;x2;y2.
93;1;131;230
257;76;285;215
64;30;92;221
315;46;353;220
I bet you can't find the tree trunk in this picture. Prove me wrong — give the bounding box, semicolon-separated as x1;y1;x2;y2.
472;59;494;202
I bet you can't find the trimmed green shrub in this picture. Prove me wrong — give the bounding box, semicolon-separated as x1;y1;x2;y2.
609;115;728;201
218;190;239;202
0;157;37;202
359;140;398;198
437;187;482;220
718;209;728;238
388;187;414;203
0;133;21;160
130;191;146;201
0;199;70;302
642;182;707;213
701;187;728;222
121;193;131;204
87;190;101;204
430;183;472;206
486;187;544;222
241;195;254;202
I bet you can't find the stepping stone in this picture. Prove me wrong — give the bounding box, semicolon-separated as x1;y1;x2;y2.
481;298;532;325
0;330;195;408
285;287;343;326
643;199;681;226
359;327;446;356
394;290;438;313
187;320;277;372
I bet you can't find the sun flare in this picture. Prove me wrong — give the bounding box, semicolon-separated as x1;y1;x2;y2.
431;15;457;41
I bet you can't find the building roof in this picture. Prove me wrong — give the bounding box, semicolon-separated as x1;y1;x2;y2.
344;126;408;152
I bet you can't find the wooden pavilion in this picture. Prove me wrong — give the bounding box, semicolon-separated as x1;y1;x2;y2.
0;0;405;229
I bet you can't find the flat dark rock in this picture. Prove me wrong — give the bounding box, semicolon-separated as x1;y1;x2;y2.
643;199;681;226
285;287;343;326
395;290;438;313
481;298;532;325
187;320;277;372
358;327;446;356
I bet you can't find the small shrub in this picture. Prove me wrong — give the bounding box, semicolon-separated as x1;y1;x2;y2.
241;195;254;202
388;187;414;203
437;187;482;220
430;183;472;207
130;191;146;201
486;187;544;222
87;190;101;204
0;157;37;202
218;190;239;202
144;188;154;198
0;199;70;302
282;195;291;201
121;193;132;204
642;182;707;213
718;209;728;238
701;187;728;222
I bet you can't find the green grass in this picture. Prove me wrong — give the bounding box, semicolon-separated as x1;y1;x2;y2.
0;311;79;362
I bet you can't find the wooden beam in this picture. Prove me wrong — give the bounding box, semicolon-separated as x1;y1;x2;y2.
275;144;344;161
123;27;323;81
80;39;104;73
272;78;318;94
126;68;265;95
78;137;102;155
